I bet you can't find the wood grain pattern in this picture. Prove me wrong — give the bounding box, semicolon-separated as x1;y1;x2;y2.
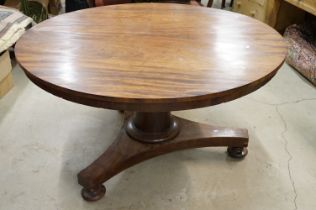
78;115;249;201
15;3;287;112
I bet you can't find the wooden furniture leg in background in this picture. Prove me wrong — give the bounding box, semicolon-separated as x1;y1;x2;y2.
207;0;213;7
78;112;248;201
220;0;234;8
221;0;226;8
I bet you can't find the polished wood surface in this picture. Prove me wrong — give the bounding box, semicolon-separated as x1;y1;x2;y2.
126;112;180;143
78;114;248;201
14;3;287;202
15;3;287;112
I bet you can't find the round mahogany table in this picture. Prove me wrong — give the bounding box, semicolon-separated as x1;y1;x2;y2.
15;3;287;201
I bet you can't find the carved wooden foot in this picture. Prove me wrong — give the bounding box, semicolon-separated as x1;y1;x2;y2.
78;112;248;201
81;185;106;202
227;146;248;159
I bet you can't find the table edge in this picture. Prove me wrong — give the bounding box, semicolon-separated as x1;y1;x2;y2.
19;59;285;112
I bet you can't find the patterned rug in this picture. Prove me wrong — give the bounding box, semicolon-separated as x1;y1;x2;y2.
284;19;316;85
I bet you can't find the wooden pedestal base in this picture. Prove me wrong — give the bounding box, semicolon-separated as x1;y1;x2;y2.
77;112;248;201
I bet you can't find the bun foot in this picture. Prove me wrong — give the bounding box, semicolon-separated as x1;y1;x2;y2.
81;185;106;201
227;147;248;159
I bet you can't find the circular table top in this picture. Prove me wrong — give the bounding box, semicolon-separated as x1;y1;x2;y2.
15;3;287;112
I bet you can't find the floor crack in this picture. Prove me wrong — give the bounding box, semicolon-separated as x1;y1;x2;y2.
276;105;298;210
245;95;316;209
246;95;313;209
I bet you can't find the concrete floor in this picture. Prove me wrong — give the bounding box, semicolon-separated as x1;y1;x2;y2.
1;59;316;210
1;1;316;209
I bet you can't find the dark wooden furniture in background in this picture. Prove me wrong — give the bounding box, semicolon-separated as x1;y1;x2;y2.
15;3;287;202
94;0;203;6
219;0;234;8
94;0;232;8
77;0;234;10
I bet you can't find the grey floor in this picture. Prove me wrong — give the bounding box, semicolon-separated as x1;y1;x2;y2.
1;59;316;210
2;1;316;210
